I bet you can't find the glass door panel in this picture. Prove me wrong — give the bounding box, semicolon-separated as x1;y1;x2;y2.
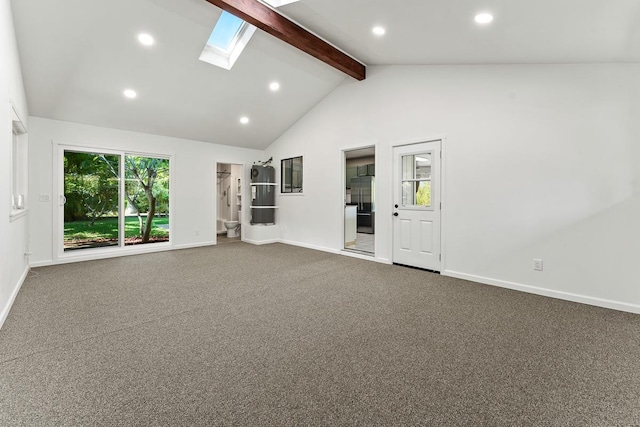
124;155;170;246
63;150;120;251
401;153;432;208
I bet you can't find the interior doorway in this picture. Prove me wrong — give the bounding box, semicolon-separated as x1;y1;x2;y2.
392;140;441;271
343;146;375;255
216;162;243;243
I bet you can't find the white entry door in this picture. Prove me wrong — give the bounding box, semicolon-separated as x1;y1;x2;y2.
392;141;441;271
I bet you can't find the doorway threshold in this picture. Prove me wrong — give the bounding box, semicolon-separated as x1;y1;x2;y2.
342;248;374;257
393;262;440;274
340;249;392;265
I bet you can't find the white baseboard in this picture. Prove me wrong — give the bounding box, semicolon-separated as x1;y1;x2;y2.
173;241;216;250
340;249;391;264
443;270;640;315
0;265;30;329
30;259;54;267
49;244;173;266
30;241;218;268
243;238;279;246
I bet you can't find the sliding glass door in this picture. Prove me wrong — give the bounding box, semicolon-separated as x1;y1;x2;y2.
124;155;170;246
64;150;120;251
61;148;170;254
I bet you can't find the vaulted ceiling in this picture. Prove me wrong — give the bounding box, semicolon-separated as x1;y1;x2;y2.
10;0;640;149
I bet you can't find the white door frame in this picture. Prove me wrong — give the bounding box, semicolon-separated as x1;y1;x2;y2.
53;142;174;263
389;136;446;271
215;161;245;243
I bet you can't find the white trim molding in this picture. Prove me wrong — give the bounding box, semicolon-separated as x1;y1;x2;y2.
52;141;175;263
173;241;217;250
341;249;392;264
0;266;30;329
9;209;28;222
443;270;640;315
36;243;173;267
29;241;218;268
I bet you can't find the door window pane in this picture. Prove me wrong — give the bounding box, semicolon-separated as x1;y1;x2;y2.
402;155;414;180
415;181;431;207
401;153;432;208
64;151;120;251
415;154;431;179
124;156;170;245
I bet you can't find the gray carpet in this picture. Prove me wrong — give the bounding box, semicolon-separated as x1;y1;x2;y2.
0;243;638;426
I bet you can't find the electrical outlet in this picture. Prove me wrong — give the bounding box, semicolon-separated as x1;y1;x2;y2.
39;194;51;202
533;259;543;271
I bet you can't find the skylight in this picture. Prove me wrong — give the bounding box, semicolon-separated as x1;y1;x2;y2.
199;1;300;70
200;11;256;70
207;11;246;53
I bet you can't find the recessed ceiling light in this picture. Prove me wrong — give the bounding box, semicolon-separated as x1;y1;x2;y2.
137;33;155;46
123;89;137;99
239;116;250;125
269;82;280;92
372;26;386;36
474;13;494;24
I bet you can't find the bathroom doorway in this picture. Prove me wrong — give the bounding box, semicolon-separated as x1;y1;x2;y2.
216;163;243;243
343;147;375;255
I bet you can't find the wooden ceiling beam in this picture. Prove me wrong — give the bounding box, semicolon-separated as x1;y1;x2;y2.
203;0;366;80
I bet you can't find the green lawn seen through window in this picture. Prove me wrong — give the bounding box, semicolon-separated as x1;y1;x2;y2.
64;216;169;241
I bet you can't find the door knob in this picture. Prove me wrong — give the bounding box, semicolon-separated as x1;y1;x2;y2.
393;212;399;217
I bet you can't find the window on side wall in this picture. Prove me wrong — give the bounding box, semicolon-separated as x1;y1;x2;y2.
10;105;28;217
281;156;303;193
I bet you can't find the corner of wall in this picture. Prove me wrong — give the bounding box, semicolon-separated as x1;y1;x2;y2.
0;264;29;329
1;0;31;329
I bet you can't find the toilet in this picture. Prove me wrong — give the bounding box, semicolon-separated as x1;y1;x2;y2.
223;220;240;238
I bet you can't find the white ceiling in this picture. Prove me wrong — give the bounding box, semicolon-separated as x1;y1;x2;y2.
9;0;346;150
280;0;640;65
10;0;640;149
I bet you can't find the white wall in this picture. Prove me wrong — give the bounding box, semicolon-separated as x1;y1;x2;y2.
266;64;640;313
29;117;265;265
0;0;30;327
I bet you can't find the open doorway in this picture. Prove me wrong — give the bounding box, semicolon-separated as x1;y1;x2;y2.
216;163;243;244
343;147;375;255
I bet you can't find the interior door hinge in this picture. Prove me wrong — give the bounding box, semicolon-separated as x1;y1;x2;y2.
439;254;441;261
440;202;442;210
